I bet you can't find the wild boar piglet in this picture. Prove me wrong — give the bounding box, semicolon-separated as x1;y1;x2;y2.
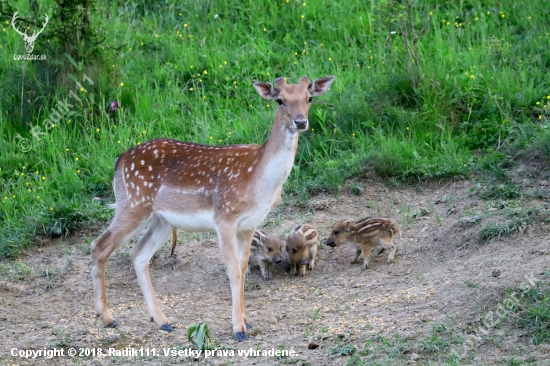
325;217;400;270
285;224;319;276
248;230;284;281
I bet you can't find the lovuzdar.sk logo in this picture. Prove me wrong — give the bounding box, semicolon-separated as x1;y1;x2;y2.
11;11;48;61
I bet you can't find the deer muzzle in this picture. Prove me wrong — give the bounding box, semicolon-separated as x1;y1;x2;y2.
293;114;308;131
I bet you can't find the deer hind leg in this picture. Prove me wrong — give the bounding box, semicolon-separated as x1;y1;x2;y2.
91;216;145;328
170;227;178;256
130;216;173;331
237;230;255;328
217;225;248;341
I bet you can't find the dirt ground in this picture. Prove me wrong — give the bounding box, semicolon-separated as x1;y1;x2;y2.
1;173;549;365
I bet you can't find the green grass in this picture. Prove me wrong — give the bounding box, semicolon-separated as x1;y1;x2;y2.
478;208;550;243
187;323;216;351
513;283;550;345
1;0;550;256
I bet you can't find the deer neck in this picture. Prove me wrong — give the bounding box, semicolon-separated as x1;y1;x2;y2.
255;112;300;193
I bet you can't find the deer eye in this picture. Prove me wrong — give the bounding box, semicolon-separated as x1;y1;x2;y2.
267;247;273;252
308;97;313;103
276;99;284;106
292;249;297;254
333;230;340;235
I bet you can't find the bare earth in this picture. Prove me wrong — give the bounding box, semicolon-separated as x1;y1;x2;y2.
1;173;549;365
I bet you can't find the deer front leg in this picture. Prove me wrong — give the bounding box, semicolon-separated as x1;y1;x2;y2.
131;216;173;331
237;230;255;329
218;226;249;341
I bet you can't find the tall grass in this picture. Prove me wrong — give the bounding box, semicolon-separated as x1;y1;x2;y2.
1;0;549;257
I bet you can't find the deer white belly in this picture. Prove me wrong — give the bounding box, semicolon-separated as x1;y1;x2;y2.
159;210;216;232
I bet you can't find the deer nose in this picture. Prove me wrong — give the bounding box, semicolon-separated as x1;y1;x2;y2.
301;258;309;265
293;115;308;130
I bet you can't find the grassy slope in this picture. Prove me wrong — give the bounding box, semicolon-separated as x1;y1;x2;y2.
1;0;550;258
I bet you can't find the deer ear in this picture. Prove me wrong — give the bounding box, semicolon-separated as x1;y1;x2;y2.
343;220;352;231
298;76;310;87
253;81;277;100
309;76;335;96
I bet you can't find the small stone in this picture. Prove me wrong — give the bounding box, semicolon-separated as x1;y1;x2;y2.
492;270;501;277
308;343;319;349
309;200;330;211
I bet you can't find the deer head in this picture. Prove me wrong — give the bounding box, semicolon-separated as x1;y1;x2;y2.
11;12;49;54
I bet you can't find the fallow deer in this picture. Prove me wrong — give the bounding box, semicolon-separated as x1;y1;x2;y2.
90;76;335;341
325;217;401;270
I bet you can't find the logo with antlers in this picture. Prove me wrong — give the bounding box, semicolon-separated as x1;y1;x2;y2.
11;11;49;55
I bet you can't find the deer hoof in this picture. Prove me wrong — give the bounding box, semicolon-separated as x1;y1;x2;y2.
160;324;173;332
235;331;248;341
245;322;253;330
106;320;119;328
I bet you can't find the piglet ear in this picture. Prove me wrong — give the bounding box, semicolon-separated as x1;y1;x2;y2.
309;76;335;96
343;220;352;231
253;81;277;100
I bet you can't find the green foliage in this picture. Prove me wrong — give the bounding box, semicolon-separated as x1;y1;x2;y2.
0;0;106;125
1;0;550;256
41;203;89;237
479;183;520;200
513;284;550;345
478;208;550;242
47;0;105;58
420;323;463;354
328;343;357;357
187;323;215;351
529;128;550;164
